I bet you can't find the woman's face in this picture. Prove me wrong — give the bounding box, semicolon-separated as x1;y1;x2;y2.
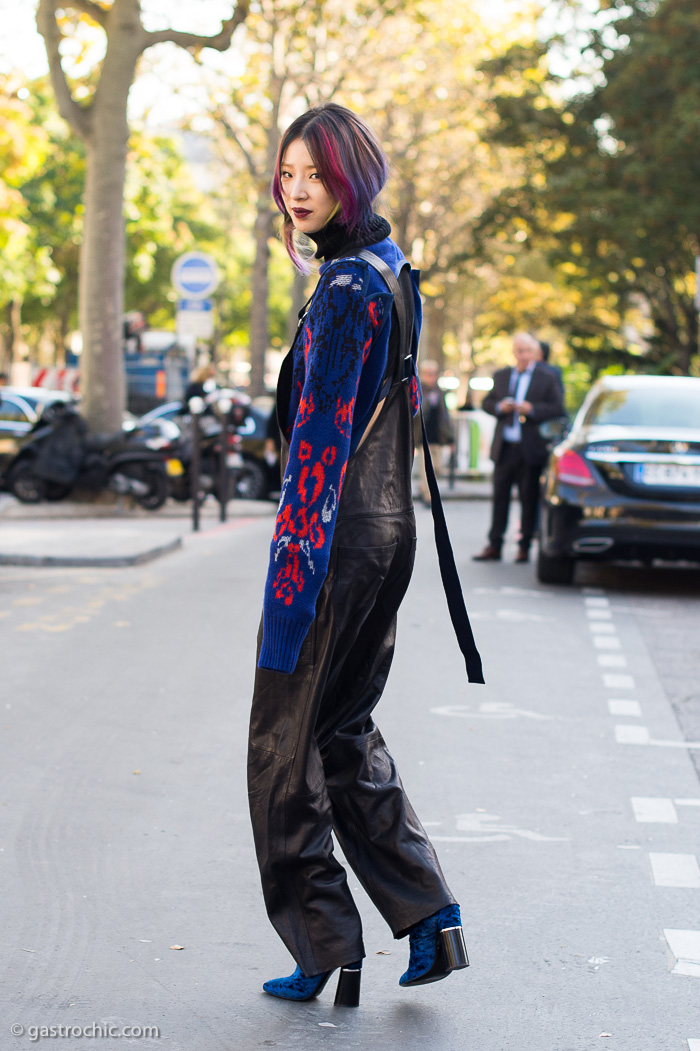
279;138;338;234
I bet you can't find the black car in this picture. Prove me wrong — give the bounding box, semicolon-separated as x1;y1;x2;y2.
537;374;700;583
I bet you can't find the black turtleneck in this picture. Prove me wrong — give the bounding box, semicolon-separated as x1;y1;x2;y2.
308;213;391;262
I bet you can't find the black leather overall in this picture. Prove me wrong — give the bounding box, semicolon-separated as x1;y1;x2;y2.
247;330;455;977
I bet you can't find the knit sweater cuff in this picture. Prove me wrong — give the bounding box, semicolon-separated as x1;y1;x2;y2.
258;611;314;675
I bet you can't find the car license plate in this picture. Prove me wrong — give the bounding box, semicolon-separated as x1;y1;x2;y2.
165;458;185;477
226;452;244;468
634;463;700;487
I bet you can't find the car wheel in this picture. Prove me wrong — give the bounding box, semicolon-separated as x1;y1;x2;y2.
8;459;46;503
536;546;575;585
234;459;267;500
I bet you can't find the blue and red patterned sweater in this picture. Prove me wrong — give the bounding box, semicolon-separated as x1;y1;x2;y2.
258;235;421;674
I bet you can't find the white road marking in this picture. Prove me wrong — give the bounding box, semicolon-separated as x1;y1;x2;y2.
632;798;678;824
429;813;569;844
604;673;636;689
676;799;700;807
432;834;511;843
589;622;617;633
608;700;642;717
594;636;622;649
597;654;628;667
585;597;610;607
474;586;546;598
649;853;700;889
430;702;552;721
616;727;700;749
615;725;651;744
687;1040;700;1050
587;608;613;620
663;930;700;977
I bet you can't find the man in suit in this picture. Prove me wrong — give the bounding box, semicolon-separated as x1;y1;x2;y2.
473;332;565;563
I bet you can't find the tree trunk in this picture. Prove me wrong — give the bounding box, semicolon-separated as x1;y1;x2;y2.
7;298;23;364
248;198;275;397
287;268;308;345
422;297;446;369
78;28;140;432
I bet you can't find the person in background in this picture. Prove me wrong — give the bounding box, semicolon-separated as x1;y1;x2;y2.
414;359;453;506
473;332;564;563
536;339;565;395
182;362;217;412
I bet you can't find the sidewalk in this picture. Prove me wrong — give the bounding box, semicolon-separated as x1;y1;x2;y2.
0;495;276;568
0;478;491;568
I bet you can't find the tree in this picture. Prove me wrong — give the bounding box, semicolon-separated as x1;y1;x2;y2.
206;0;404;395
0;73;54;370
478;0;700;378
36;0;249;431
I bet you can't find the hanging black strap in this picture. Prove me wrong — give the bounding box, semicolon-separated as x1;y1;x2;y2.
418;409;484;683
358;249;485;685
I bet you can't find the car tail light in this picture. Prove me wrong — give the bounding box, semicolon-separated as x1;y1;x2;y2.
554;449;596;487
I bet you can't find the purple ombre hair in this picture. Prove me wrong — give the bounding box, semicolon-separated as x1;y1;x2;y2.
272;103;389;271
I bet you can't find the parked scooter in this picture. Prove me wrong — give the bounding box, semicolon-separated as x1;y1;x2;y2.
168;392;267;503
3;402;171;509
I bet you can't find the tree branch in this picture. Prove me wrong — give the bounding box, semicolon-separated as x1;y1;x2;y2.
215;109;258;179
36;0;93;140
142;0;249;55
62;0;109;28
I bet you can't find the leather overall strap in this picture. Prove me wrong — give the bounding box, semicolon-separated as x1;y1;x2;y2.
358;249;485;686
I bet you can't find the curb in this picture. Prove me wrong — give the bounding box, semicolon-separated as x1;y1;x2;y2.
0;536;183;569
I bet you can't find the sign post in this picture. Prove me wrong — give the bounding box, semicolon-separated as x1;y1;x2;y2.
171;251;220;360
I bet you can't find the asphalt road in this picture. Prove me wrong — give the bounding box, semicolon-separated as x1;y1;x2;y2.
1;502;699;1051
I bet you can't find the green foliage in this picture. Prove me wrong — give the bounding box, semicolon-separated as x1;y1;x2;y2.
479;0;700;378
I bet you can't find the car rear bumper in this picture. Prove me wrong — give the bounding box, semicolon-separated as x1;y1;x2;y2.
541;499;700;562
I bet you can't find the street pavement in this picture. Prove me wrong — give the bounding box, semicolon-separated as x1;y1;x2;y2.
1;499;699;1051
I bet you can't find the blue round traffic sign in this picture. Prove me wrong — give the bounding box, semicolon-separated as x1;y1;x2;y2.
171;251;220;299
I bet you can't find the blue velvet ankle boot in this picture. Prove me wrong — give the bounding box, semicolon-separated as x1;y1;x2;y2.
263;960;362;1005
399;904;469;987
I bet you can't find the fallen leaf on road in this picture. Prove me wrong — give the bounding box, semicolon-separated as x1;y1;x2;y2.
170;945;185;950
375;950;392;955
133;770;141;775
599;1034;613;1039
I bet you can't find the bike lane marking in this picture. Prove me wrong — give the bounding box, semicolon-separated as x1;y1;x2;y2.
590;588;700;1051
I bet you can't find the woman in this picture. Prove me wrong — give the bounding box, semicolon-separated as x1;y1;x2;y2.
248;103;468;1007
